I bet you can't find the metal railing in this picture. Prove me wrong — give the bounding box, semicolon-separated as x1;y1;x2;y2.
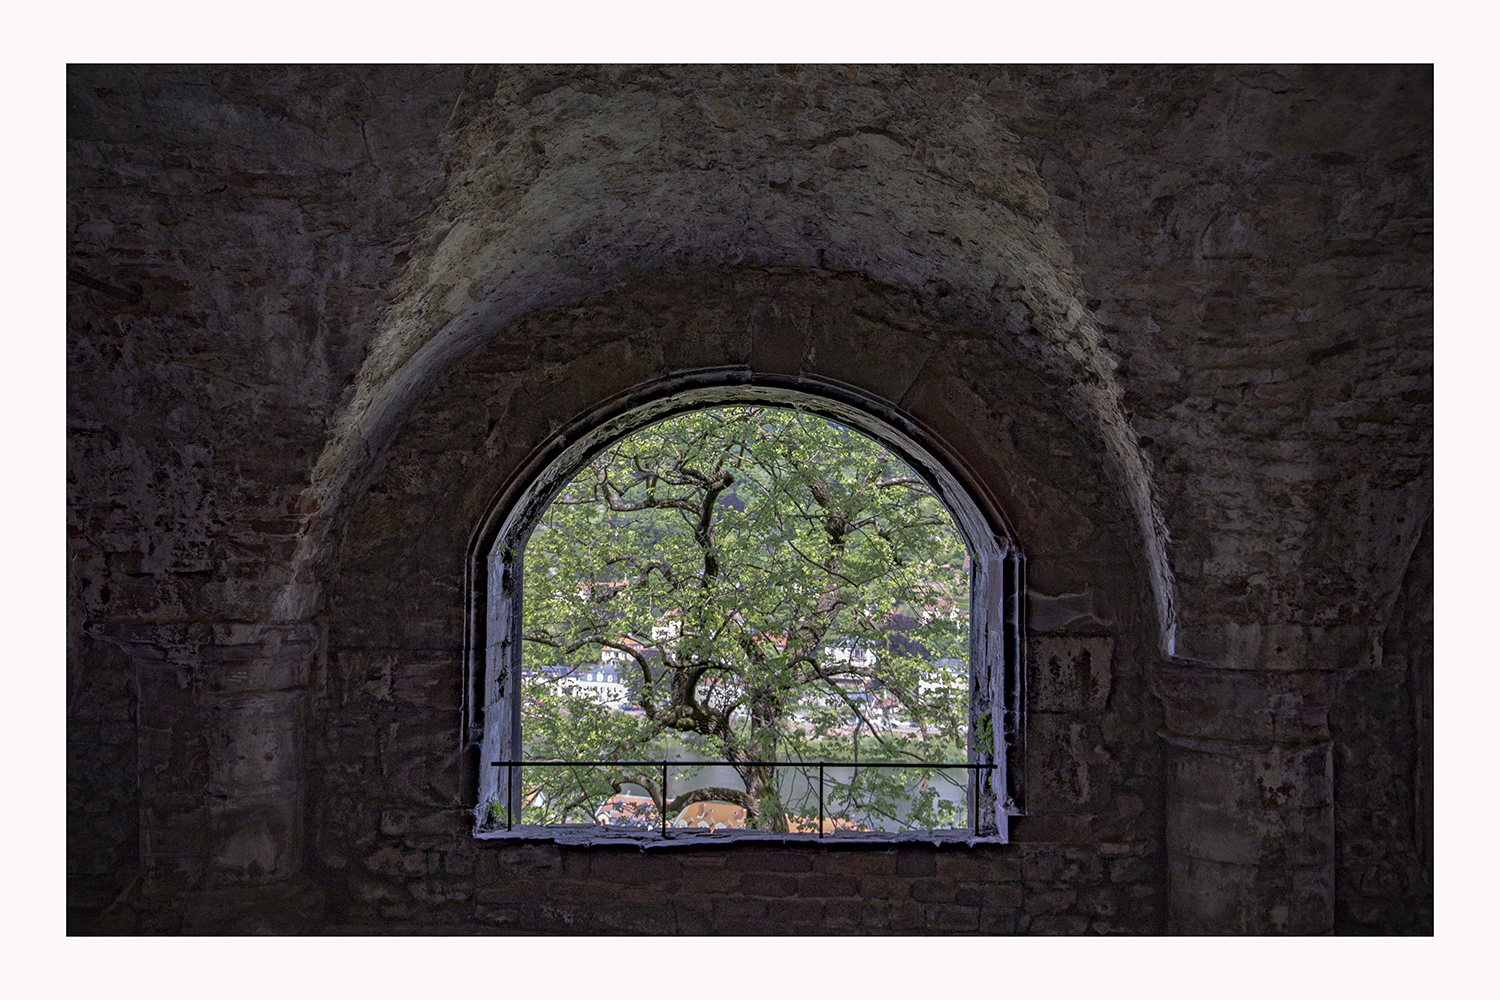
490;758;998;838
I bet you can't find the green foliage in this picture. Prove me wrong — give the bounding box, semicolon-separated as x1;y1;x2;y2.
976;713;996;750
517;406;972;831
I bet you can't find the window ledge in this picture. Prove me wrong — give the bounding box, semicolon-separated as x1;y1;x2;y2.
474;826;1008;848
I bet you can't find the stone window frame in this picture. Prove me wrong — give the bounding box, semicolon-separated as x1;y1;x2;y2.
462;375;1026;845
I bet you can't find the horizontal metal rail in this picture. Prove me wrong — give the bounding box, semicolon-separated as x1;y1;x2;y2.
489;758;997;837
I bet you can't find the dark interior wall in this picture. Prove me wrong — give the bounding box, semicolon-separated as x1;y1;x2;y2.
66;635;138;924
65;65;1431;935
311;270;1167;933
1331;516;1433;934
66;67;461;928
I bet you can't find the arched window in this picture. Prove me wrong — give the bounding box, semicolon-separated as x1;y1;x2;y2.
465;385;1025;842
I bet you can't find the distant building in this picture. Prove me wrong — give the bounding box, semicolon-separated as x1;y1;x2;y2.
594;794;658;828
528;661;629;707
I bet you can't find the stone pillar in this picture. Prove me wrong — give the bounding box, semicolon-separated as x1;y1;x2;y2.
99;622;316;894
1151;657;1343;934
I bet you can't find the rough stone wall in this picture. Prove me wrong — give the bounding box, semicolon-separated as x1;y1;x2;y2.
986;66;1433;646
302;270;1165;934
67;66;458;902
66;65;1430;935
1332;517;1432;933
982;66;1431;933
66;634;138;929
67;65;460;632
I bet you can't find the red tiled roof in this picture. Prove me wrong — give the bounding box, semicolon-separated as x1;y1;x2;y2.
672;800;747;830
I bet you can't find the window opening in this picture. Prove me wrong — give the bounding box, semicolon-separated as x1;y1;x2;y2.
471;389;1023;842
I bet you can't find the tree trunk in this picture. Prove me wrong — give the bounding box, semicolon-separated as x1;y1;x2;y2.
736;686;789;831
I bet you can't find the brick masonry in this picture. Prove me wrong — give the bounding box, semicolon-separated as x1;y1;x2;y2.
67;65;1430;935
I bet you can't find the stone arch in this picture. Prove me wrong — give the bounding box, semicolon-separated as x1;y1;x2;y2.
280;65;1178;660
317;266;1168;869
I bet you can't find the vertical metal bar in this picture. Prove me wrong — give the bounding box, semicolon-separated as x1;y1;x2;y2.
818;762;825;839
973;764;979;837
661;760;669;838
507;763;514;831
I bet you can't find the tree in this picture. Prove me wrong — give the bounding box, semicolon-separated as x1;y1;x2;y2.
511;405;971;832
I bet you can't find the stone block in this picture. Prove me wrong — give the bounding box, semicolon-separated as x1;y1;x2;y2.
590;849;675;884
621;906;677;935
887;899;928;932
1109;855;1155;883
1030;635;1114;713
559;848;590;877
391;659;463;710
409;878;473;905
544;880;622;906
380;809;467;837
979;907;1019;934
1027;586;1118;633
798;873;859;897
1167;746;1335;868
1023;888;1077;916
1028;914;1089;934
680;853;728;868
860;900;891;929
1009;813;1096;843
804;310;937;408
206;792;303;885
954;883;985;907
197;632;315;695
473;903;523;926
1020;845;1103;885
740;873;798;897
858;876;913;900
935;849;1019;882
441;850;477;876
1078;884;1119;919
679;868;742;894
766;897;826;925
365;845;424;878
911;877;955;903
1027;712;1100;812
488;843;562;875
1166;854;1330;934
816;849;896;876
894;848;936;878
821;898;863;930
202;691;307;795
727;848;814;873
673;900;714;934
713;895;767;921
927;903;980;932
978;882;1024;909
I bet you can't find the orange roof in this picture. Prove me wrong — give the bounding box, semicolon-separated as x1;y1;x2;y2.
672;800;747;830
594;795;865;833
594;794;659;827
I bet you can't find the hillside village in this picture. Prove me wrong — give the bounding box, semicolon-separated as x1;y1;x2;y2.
525;603;970;736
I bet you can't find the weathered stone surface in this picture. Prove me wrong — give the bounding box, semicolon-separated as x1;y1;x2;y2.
67;65;1430;935
1331;518;1432;933
1031;636;1113;713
